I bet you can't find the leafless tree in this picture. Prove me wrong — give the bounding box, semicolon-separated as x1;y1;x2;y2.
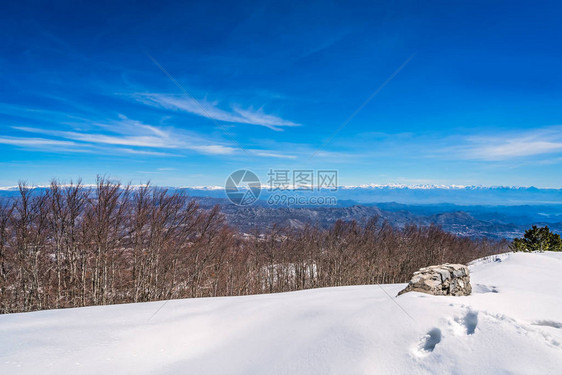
0;179;507;314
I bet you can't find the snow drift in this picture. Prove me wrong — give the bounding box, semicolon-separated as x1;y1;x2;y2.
1;252;561;374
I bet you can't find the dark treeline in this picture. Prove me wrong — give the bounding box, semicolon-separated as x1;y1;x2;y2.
0;179;507;314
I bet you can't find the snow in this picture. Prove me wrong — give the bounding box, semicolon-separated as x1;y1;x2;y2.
1;252;561;374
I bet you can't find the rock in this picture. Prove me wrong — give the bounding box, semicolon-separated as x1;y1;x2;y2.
398;264;472;296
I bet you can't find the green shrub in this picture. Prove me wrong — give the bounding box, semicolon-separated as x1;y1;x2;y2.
511;225;562;252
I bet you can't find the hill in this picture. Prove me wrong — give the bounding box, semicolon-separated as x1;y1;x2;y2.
1;252;561;374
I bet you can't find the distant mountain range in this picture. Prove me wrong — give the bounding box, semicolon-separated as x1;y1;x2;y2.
192;197;562;239
2;184;562;239
183;186;562;239
3;184;562;205
170;185;562;206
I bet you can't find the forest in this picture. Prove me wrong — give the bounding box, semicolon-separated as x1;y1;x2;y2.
0;179;507;313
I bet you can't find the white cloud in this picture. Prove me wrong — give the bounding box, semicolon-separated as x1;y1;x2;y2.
473;139;562;159
11;116;296;158
189;145;237;155
119;148;179;157
13;116;236;156
456;126;562;161
135;94;299;131
2;104;308;160
0;136;76;147
250;150;297;159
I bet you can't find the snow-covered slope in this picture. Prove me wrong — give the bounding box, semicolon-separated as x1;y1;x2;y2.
1;252;561;374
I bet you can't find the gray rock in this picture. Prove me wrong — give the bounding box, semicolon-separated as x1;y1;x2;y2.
398;264;472;296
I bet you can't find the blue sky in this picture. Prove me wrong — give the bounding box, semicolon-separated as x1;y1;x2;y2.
2;0;562;187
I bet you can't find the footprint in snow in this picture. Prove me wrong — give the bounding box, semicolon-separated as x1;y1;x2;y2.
448;310;479;336
474;284;499;294
532;320;562;329
415;328;442;356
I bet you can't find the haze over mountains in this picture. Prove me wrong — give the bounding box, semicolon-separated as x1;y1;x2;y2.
3;184;559;239
172;185;562;238
195;199;561;240
176;184;562;205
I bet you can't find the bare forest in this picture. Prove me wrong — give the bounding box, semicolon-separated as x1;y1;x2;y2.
0;179;507;314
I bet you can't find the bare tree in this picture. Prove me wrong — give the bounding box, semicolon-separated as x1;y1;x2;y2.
0;179;507;314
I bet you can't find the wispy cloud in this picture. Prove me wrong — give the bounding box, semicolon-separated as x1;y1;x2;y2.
188;144;238;155
135;94;300;131
453;126;562;161
119;148;179;157
0;135;180;156
8;114;306;159
12;114;238;156
0;136;77;147
249;150;297;159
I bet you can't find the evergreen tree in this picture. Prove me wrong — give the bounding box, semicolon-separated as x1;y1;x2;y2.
511;225;562;252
